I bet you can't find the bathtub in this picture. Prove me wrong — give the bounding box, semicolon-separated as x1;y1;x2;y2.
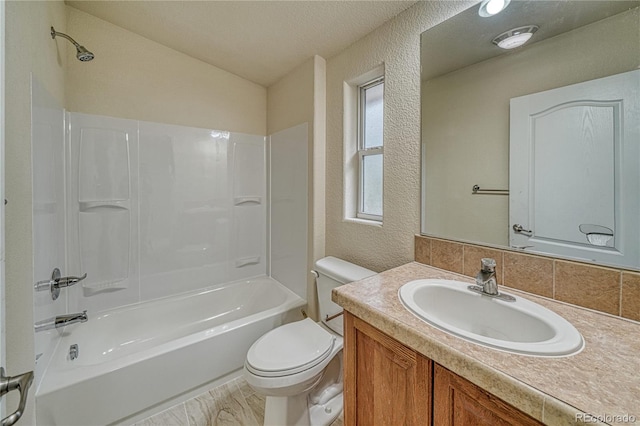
35;276;305;425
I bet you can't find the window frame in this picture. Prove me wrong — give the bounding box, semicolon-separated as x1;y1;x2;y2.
356;77;384;222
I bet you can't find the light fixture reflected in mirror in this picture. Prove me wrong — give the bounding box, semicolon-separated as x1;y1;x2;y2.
492;25;539;49
479;0;511;17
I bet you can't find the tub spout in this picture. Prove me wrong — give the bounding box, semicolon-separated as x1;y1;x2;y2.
35;311;88;332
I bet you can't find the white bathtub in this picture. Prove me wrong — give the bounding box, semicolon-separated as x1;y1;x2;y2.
35;276;305;425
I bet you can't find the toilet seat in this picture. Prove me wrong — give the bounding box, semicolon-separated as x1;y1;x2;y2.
246;318;336;377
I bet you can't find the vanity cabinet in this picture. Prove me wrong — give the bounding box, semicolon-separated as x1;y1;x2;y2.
343;312;543;426
433;364;543;426
343;312;432;425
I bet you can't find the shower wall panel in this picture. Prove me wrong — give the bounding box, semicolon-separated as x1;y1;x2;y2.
66;114;266;313
32;78;66;388
270;123;308;299
67;113;140;314
139;123;229;300
230;133;267;282
139;124;266;299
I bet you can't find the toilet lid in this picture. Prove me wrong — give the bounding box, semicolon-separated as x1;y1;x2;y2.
246;318;335;377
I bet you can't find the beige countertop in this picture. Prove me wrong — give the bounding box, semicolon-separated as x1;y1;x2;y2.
332;262;640;426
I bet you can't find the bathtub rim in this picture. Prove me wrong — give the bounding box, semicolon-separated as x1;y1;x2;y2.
84;273;299;317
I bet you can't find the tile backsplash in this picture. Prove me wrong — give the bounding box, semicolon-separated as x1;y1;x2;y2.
415;235;640;322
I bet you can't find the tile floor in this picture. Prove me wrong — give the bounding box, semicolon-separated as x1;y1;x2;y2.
133;377;344;426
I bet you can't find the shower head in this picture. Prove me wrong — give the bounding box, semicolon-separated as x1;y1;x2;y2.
51;26;94;62
75;45;95;62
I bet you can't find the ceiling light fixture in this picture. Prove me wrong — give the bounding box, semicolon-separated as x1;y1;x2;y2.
478;0;511;17
492;25;539;49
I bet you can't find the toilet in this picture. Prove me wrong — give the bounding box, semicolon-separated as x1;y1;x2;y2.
243;256;375;426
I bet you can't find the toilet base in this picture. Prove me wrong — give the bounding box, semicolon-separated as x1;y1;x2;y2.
309;392;343;426
264;394;310;426
263;392;343;426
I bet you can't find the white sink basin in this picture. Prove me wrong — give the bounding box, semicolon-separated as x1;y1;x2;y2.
399;279;584;357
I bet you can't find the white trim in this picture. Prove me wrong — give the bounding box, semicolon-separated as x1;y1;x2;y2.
356;212;382;222
356;77;384;221
343;217;383;228
342;64;385;222
0;0;5;264
357;148;383;221
0;0;6;418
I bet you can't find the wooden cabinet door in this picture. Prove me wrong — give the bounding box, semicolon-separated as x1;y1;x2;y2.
343;312;431;426
433;364;543;426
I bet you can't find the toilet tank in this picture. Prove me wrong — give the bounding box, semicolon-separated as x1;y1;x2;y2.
314;256;376;335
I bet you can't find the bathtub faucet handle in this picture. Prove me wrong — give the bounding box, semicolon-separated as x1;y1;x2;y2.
56;272;88;288
34;268;87;301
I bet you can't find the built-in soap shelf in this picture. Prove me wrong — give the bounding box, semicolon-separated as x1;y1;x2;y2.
235;256;261;268
79;200;130;212
234;196;262;206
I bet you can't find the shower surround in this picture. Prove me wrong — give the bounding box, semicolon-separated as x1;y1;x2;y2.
65;112;268;313
32;89;310;424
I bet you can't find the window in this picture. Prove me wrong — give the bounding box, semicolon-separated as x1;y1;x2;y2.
357;77;384;221
343;65;384;224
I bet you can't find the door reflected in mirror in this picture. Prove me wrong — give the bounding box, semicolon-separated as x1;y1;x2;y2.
420;0;640;269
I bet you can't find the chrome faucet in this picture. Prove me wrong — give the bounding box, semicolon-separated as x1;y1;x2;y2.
34;311;88;332
468;258;515;302
34;268;87;301
476;258;499;295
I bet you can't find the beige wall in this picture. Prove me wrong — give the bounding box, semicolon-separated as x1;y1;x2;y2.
5;1;67;422
66;6;266;135
423;8;640;247
267;57;314;136
267;55;326;319
325;1;473;272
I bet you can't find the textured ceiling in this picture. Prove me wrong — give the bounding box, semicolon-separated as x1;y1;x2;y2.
67;0;418;86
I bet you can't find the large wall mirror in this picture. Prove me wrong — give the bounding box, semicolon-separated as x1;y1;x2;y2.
421;0;640;269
